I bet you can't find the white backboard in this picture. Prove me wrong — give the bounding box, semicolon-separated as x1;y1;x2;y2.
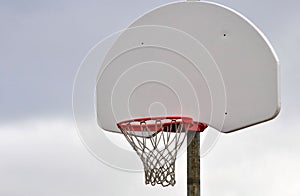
96;1;280;133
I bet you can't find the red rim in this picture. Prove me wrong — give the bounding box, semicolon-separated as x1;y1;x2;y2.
117;116;207;132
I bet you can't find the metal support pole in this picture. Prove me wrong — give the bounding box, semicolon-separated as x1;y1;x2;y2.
186;0;201;195
187;132;200;196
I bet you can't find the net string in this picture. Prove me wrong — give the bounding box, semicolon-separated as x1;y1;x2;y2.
119;119;190;187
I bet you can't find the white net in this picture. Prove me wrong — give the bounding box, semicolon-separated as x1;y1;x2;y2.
117;118;192;187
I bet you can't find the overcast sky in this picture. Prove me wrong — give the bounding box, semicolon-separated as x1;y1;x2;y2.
0;0;300;196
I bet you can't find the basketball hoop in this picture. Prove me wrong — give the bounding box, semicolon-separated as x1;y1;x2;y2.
117;116;207;186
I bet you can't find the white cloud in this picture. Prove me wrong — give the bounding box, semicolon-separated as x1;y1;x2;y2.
0;118;299;195
202;119;300;196
0;118;187;196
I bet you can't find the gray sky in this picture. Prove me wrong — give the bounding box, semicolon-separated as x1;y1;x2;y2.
0;0;300;196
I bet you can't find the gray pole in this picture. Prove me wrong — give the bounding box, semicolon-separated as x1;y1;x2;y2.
187;132;200;196
186;0;201;195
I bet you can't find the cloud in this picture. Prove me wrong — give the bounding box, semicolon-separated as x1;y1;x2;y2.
202;119;300;196
1;117;299;195
0;118;187;196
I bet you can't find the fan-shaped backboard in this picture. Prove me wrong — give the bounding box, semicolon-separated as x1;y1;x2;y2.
96;1;280;133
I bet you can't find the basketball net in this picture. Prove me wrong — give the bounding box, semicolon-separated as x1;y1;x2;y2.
117;117;207;186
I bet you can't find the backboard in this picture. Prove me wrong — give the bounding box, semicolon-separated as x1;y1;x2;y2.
96;1;280;134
